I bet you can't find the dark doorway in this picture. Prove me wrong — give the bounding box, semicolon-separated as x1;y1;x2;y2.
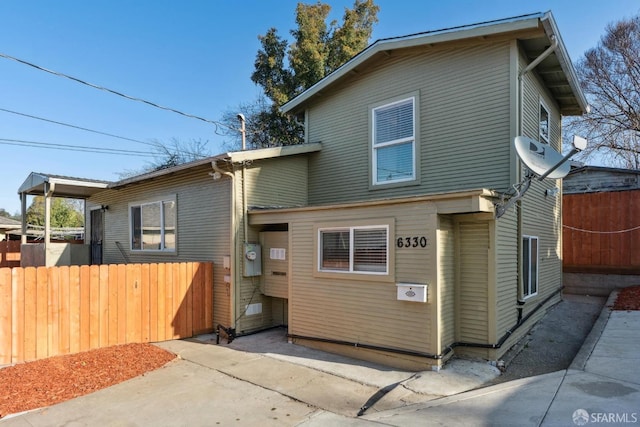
90;209;104;265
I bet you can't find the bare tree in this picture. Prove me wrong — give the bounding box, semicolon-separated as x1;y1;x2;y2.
566;14;640;169
118;138;213;178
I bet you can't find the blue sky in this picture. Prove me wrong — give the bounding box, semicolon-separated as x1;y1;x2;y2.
1;0;638;214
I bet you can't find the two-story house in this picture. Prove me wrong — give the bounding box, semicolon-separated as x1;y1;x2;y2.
17;11;586;370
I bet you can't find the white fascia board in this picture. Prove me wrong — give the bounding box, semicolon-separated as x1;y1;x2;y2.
281;14;543;113
540;11;589;114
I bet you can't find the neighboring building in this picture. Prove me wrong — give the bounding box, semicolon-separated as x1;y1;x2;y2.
563;165;640;295
17;11;587;370
0;216;21;241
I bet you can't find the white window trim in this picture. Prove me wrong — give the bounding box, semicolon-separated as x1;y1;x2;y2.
539;100;550;144
371;96;417;186
317;224;389;275
522;235;538;299
129;195;177;253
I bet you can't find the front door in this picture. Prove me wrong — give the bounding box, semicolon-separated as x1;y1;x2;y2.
90;209;104;265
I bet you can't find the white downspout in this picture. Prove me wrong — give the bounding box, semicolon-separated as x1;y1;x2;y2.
515;34;558;305
211;160;237;328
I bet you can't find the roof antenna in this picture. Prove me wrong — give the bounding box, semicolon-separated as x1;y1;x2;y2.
495;135;587;218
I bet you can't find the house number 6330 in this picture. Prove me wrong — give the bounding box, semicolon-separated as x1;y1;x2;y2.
396;236;428;248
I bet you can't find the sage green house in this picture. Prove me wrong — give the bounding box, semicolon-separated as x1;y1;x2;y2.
248;11;587;370
17;12;587;370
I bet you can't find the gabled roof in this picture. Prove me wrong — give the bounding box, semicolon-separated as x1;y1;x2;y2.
282;11;587;116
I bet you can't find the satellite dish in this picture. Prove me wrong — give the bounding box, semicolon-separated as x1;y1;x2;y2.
514;136;570;179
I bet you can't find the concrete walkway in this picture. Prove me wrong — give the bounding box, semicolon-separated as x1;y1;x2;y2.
2;294;638;426
358;295;640;427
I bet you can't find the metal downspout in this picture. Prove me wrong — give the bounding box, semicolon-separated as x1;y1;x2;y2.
211;160;237;329
515;35;558;308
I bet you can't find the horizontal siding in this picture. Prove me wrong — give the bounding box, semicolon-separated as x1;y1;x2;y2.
457;220;489;343
285;201;437;354
495;208;518;335
438;215;455;348
246;156;309;207
88;166;231;328
307;41;512;205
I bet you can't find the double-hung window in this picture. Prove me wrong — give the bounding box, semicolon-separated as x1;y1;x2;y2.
319;225;388;274
522;236;538;298
539;102;550;144
130;196;176;252
372;97;416;185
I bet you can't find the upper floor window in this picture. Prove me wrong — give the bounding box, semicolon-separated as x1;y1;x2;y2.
319;225;388;274
130;196;176;252
372;97;416;185
539;102;550;144
522;235;538;298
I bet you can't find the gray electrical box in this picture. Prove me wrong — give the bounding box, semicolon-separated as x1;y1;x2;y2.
243;243;262;277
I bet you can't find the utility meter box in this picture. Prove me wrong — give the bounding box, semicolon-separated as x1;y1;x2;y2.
396;283;428;303
243;243;262;277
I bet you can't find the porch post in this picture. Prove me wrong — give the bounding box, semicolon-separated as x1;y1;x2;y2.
20;192;27;245
44;182;54;251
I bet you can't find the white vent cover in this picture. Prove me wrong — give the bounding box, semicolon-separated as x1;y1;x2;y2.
396;283;427;303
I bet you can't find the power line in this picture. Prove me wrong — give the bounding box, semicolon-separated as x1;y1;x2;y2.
0;138;152;157
0;107;159;147
0;51;235;132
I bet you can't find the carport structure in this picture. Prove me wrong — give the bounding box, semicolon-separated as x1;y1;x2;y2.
17;172;109;266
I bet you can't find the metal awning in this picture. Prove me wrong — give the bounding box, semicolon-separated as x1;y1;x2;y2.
18;172;111;198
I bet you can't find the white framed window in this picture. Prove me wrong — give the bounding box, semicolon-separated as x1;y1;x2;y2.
522;236;538;298
318;225;388;274
539;101;550;144
130;196;176;252
372;97;416;185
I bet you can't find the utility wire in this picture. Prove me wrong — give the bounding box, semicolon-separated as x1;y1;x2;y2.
0;52;235;132
0;138;152;157
0;107;159;148
563;224;640;234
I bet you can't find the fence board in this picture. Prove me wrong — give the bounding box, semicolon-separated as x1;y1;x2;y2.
564;190;640;273
69;266;81;354
0;269;11;364
59;266;71;355
99;265;109;348
108;264;118;346
23;268;37;361
11;267;25;364
0;262;213;365
47;267;60;358
149;263;158;343
141;263;150;343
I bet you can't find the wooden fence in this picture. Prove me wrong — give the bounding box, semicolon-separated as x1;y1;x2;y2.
0;241;21;268
563;190;640;274
0;262;213;365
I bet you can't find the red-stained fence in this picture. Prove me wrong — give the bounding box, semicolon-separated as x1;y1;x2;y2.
563;190;640;274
